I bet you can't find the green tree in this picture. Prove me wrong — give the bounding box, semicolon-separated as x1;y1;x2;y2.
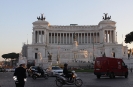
2;54;10;67
1;52;19;67
125;31;133;43
9;53;19;66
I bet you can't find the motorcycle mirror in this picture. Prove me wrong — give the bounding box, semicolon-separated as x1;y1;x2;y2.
31;69;35;71
72;70;75;73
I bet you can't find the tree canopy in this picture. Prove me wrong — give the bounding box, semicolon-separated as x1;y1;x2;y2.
1;52;19;60
125;31;133;43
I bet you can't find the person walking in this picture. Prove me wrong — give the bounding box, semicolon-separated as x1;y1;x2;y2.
13;60;27;87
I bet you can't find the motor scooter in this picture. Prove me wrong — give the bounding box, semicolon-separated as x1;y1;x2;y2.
55;71;83;87
32;69;49;80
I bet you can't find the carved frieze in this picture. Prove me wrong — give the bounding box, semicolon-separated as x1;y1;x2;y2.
33;25;46;29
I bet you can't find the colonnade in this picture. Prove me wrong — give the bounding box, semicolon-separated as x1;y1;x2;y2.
104;30;115;43
49;32;100;44
33;30;45;43
33;30;115;44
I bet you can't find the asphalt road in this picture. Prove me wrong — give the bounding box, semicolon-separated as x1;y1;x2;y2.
0;72;133;87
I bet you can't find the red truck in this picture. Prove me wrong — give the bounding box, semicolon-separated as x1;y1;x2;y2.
94;57;128;79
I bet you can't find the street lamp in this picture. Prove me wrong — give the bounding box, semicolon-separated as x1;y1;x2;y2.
56;38;60;65
128;49;131;59
57;53;60;65
93;37;95;61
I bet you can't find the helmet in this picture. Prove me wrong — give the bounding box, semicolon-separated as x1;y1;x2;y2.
19;60;25;65
64;63;68;67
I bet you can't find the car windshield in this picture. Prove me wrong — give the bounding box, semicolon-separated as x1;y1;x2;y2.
52;67;62;70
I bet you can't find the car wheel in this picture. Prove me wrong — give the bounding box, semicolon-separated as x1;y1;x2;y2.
97;75;101;79
32;75;37;80
27;72;30;77
51;72;54;76
109;73;114;79
44;74;49;79
125;72;128;78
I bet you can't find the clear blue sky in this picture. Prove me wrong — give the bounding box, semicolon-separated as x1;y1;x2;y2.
0;0;133;61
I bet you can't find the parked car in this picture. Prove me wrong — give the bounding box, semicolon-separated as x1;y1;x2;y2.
5;69;11;72
11;68;15;72
0;68;6;72
47;66;63;76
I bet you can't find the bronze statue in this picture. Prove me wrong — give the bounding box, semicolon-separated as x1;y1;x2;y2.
103;13;111;20
37;14;46;20
73;32;77;41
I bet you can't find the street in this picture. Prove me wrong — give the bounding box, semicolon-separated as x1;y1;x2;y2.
0;72;133;87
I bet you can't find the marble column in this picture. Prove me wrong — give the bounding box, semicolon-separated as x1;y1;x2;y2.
32;32;33;44
43;31;44;43
60;33;61;44
34;31;35;44
95;32;97;43
78;33;79;43
97;32;100;43
84;33;85;44
72;33;73;43
51;33;52;44
90;33;91;43
41;31;43;43
103;30;105;43
93;32;95;43
113;30;115;43
63;33;64;44
69;33;70;44
54;33;55;44
81;33;82;44
57;33;58;44
87;33;88;44
106;31;107;43
66;33;67;44
35;31;37;43
109;30;111;43
111;30;113;43
37;31;39;43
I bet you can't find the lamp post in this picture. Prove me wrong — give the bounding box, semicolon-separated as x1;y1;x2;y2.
56;39;60;65
93;37;95;61
128;49;131;59
57;46;60;65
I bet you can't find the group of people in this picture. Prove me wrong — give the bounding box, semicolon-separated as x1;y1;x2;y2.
13;60;72;87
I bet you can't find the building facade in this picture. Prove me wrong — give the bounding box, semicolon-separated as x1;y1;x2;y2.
22;14;129;66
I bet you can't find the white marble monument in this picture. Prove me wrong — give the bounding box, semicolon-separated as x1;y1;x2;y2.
21;13;131;68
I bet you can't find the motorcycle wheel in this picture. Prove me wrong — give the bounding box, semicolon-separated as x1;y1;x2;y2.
75;79;83;87
32;75;37;80
56;80;63;87
44;74;49;79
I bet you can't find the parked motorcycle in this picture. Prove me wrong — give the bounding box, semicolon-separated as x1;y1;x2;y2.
55;71;83;87
32;69;49;80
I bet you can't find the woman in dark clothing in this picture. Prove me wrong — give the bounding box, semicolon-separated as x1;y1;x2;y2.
13;60;27;87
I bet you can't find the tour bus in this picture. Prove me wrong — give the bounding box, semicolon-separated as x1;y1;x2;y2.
94;57;128;79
